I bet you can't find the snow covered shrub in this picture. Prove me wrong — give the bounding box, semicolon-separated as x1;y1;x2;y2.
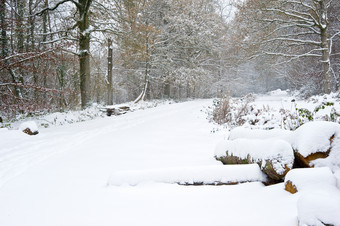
211;94;255;127
297;108;313;124
212;96;231;125
208;91;340;131
314;101;340;123
281;100;340;130
279;108;299;130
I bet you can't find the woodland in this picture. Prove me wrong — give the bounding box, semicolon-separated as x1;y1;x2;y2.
1;0;340;119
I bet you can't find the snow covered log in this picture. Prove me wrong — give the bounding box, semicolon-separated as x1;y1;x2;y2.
103;105;130;116
284;167;340;226
19;121;39;135
107;164;267;186
297;188;340;226
215;139;294;181
291;122;340;169
284;167;336;194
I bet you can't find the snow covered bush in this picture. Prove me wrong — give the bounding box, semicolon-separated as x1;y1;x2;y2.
282;101;340;130
209;91;340;131
212;96;232;125
210;94;257;126
209;93;287;130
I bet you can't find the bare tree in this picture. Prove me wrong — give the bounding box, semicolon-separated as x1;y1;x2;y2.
36;0;93;108
258;0;339;93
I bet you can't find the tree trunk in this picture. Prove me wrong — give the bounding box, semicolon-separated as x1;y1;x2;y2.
134;79;148;103
321;28;331;94
78;0;92;109
16;0;25;89
319;0;331;94
1;0;21;98
164;80;171;98
107;38;113;105
42;0;49;99
0;0;7;58
28;0;38;100
42;0;48;44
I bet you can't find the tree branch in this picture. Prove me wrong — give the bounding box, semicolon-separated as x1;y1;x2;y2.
34;0;81;16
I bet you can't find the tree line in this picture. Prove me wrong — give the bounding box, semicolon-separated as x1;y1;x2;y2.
0;0;339;119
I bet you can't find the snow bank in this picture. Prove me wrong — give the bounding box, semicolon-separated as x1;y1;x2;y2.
215;139;294;177
41;104;104;126
290;121;340;158
284;167;336;193
3;100;175;130
228;127;292;140
267;89;290;97
255;89;291;102
297;187;340;226
107;164;267;186
335;169;340;190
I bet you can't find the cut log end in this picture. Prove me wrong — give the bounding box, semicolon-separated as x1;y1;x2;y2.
285;180;298;194
22;128;39;136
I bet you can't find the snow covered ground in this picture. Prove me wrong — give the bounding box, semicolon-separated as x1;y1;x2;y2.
0;95;332;226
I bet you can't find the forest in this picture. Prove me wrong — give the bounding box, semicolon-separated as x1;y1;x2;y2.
1;0;340;119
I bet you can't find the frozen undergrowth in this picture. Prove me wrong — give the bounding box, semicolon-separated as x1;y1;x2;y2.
207;89;340;131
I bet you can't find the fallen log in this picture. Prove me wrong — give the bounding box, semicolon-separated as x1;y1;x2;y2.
102;105;130;116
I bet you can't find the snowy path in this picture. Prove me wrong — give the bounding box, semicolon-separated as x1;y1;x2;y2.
0;100;298;226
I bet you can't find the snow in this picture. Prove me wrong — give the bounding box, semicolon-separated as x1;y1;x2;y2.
2;92;340;226
335;169;340;189
285;168;340;226
0;99;298;226
2;100;172;130
228;127;292;140
290;121;340;158
297;188;340;226
108;164;267;186
215;139;294;174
